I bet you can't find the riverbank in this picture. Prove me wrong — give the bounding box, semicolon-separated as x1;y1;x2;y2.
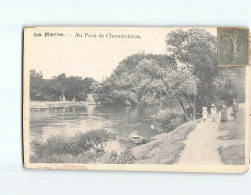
29;120;197;164
30;105;245;165
217;104;245;165
131;121;197;164
30;101;92;110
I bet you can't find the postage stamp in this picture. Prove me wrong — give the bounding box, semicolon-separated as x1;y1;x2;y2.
218;28;249;66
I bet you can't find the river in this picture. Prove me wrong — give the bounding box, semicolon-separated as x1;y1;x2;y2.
30;104;182;151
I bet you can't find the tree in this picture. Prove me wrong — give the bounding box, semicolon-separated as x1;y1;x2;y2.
30;69;44;100
135;58;196;119
96;53;177;106
166;29;217;108
213;68;245;106
134;58;196;120
164;70;197;120
64;76;86;101
30;69;43;80
135;58;167;106
30;70;97;101
46;80;63;101
83;77;95;92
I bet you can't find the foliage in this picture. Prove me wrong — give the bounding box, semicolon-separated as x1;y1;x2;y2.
106;149;137;164
166;28;217;80
135;59;168;106
30;69;97;101
165;70;197;119
152;109;185;133
31;28;246;122
166;29;217;108
30;129;114;162
95;53;176;106
136;61;196;119
30;69;46;101
96;29;245;119
83;129;114;151
213;68;245;106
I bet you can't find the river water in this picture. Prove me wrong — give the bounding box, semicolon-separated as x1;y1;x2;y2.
29;105;166;150
30;103;183;151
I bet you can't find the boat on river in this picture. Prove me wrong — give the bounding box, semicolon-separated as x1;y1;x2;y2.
129;131;147;144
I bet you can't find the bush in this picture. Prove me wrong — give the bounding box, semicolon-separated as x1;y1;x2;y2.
30;129;114;163
106;149;137;164
152;109;185;133
83;129;112;151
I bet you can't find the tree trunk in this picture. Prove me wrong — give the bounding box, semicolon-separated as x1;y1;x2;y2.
176;95;189;121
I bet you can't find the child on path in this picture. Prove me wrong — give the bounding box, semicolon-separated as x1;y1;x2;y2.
210;104;217;122
202;106;208;122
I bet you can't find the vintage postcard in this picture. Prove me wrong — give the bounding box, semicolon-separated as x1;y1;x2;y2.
23;27;250;173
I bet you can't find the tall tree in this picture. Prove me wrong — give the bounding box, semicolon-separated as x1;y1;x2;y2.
135;58;196;120
166;29;217;108
30;69;44;100
96;53;177;106
164;70;197;120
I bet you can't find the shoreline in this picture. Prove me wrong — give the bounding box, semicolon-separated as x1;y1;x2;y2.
131;121;197;164
29;101;94;110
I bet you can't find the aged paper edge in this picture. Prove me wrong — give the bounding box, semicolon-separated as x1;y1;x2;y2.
23;27;251;173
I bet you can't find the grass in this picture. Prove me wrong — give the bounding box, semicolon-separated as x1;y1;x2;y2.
217;106;245;165
218;145;245;165
30;152;97;163
132;121;197;164
217;109;245;140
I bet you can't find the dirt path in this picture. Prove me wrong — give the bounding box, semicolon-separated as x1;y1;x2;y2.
177;113;224;165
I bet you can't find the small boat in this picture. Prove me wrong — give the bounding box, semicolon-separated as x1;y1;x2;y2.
129;131;147;144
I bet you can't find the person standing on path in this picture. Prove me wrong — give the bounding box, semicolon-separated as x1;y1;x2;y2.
210;104;217;122
220;102;228;122
232;98;239;121
202;106;208;122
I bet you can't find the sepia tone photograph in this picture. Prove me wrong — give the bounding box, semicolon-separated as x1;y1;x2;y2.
23;27;250;172
3;0;251;194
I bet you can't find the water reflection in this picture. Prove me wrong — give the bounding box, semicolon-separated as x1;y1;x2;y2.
30;104;180;148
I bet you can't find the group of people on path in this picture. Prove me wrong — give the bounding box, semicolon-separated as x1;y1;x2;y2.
201;99;239;123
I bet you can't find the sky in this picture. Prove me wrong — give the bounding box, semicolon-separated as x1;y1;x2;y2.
26;27;217;82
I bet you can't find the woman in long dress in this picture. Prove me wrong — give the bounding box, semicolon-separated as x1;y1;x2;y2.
220;103;228;122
